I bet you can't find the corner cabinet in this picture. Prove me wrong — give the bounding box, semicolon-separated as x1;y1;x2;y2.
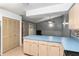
69;4;79;30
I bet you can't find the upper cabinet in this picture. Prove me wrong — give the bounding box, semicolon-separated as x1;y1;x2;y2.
69;4;79;30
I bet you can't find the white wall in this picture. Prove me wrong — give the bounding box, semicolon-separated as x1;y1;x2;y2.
0;9;22;21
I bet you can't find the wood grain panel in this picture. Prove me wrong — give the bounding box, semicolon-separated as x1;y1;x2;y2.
39;41;48;56
3;17;20;53
69;4;79;30
48;45;59;56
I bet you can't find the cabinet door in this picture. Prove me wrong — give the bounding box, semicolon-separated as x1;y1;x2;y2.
69;4;75;29
23;40;30;55
59;45;64;56
26;40;34;55
3;37;10;52
23;40;38;56
3;18;8;38
3;17;11;52
48;43;60;56
48;46;59;56
39;41;48;56
69;4;79;29
30;40;38;56
73;4;79;29
32;43;38;56
13;20;20;48
9;20;15;49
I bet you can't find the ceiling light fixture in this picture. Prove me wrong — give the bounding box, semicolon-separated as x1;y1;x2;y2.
48;21;54;27
48;21;53;24
49;23;54;27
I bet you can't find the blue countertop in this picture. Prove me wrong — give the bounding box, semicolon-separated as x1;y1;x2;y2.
23;35;79;52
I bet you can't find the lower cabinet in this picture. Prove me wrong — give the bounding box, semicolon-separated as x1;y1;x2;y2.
39;41;48;56
48;46;59;56
30;40;38;56
23;40;38;56
48;43;60;56
24;40;30;55
23;39;64;56
59;45;64;56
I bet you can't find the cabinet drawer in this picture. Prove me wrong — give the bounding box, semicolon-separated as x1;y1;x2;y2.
48;42;61;47
24;39;38;44
39;41;48;45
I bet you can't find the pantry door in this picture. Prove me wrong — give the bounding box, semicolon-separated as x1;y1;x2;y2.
3;17;20;52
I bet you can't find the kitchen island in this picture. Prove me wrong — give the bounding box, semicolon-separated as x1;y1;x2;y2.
23;35;79;56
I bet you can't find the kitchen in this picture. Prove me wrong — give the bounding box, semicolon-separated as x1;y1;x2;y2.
0;3;79;56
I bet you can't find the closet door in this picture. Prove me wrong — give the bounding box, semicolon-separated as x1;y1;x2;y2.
9;19;17;49
9;19;20;49
3;17;20;52
8;19;14;49
13;20;20;47
3;17;10;52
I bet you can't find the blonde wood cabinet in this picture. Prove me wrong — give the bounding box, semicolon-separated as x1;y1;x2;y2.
59;45;64;56
23;40;38;56
38;42;63;56
69;4;79;30
48;43;64;56
30;40;38;56
38;41;48;56
23;40;30;55
48;46;59;56
48;43;60;56
23;40;64;56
